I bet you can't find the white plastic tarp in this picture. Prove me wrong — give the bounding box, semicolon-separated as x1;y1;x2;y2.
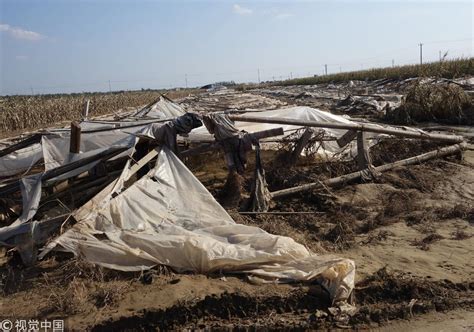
41;147;355;303
41;130;137;172
133;96;186;119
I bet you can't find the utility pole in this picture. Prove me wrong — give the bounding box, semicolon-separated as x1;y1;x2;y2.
419;43;423;65
339;66;342;73
392;59;394;68
439;50;442;62
324;64;328;75
185;74;188;88
290;72;293;79
30;86;34;95
108;80;112;92
272;76;275;81
257;69;260;83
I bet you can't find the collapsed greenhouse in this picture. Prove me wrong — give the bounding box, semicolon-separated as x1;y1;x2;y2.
0;92;469;325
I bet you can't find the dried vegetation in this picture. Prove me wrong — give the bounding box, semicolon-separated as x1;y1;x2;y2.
386;80;474;124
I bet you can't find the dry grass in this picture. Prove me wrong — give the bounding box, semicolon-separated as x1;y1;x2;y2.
41;258;131;315
43;276;91;314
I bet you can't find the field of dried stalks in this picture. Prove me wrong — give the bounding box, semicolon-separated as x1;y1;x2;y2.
0;89;197;137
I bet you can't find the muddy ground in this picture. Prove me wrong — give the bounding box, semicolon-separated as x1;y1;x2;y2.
1;87;473;331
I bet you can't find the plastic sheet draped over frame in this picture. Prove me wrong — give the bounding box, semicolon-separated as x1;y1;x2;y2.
189;106;379;159
42;147;355;303
0;95;184;178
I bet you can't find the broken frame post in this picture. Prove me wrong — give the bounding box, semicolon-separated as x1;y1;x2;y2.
69;121;81;153
355;130;380;180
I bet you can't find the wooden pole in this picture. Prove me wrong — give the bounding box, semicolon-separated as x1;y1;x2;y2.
271;142;466;198
249;127;284;141
69;121;81;153
356;131;371;170
228;115;464;143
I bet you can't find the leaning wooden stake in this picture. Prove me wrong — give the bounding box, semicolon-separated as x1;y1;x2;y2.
291;127;313;163
337;129;357;148
271;142;466;198
228;115;464;143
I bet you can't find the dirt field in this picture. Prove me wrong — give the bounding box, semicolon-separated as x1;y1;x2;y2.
1;85;473;330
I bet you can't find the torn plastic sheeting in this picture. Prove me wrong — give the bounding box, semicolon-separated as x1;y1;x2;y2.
0;142;43;177
41;147;355;303
0;173;42;242
0;144;135;246
18;173;43;223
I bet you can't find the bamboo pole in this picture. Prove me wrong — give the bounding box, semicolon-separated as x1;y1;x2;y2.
228;115;464;143
271;142;466;198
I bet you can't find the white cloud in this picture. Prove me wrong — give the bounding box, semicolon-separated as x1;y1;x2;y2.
0;23;45;41
274;13;294;20
233;4;252;15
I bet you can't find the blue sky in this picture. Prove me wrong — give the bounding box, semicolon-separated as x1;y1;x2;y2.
0;0;472;95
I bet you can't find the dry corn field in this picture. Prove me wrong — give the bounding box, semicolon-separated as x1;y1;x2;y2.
0;90;195;137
